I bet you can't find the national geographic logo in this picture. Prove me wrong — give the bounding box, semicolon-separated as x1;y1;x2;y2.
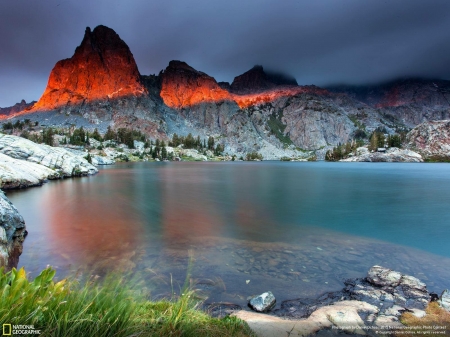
2;324;41;335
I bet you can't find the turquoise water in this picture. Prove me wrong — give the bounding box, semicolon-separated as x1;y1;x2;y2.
7;162;450;306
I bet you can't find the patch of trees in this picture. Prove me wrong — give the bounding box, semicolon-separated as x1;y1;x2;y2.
169;133;224;156
246;152;263;161
325;140;363;161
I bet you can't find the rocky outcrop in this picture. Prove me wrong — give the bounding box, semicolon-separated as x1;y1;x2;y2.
233;266;435;337
406;120;450;159
31;25;146;111
341;147;423;162
159;61;233;109
0;190;26;270
0;153;58;189
277;266;430;322
230;65;297;94
0;134;97;178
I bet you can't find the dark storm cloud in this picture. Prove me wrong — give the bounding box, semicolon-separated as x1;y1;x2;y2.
1;0;450;106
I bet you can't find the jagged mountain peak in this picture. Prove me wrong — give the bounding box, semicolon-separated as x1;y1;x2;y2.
31;25;146;111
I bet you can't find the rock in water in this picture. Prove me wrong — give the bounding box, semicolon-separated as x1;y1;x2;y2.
439;289;450;312
0;190;26;270
249;291;276;312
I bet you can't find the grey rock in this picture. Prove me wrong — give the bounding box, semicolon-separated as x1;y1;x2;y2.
0;153;58;189
0;134;97;177
406;120;450;159
438;289;450;312
341;147;423;162
0;190;26;270
276;265;430;321
249;291;276;312
91;155;115;165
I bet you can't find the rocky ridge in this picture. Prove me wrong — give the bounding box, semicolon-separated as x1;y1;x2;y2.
0;100;35;118
1;25;450;160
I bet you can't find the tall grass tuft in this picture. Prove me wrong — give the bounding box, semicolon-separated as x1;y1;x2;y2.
0;266;254;337
0;267;135;336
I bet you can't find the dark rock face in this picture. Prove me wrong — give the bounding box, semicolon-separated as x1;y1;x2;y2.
0;190;27;270
31;25;146;111
276;266;430;320
230;65;297;94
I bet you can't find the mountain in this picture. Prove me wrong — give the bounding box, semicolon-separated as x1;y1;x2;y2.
230;65;298;94
328;79;450;127
159;60;233;109
0;100;35;118
2;25;450;160
31;25;146;111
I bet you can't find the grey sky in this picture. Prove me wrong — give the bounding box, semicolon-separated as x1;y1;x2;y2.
1;0;450;107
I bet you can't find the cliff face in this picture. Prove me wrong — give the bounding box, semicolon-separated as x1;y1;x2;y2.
31;25;146;111
406;120;450;158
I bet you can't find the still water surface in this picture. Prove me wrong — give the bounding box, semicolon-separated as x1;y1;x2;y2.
7;162;450;307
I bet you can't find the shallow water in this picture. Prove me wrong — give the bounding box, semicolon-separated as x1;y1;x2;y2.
7;161;450;308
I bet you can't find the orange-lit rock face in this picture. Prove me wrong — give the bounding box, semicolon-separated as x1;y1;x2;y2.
160;61;328;110
32;25;146;111
232;86;329;109
159;61;233;109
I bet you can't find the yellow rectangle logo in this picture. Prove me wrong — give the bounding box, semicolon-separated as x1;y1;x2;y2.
2;324;12;336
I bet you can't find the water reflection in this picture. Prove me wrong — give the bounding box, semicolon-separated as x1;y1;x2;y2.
6;162;450;307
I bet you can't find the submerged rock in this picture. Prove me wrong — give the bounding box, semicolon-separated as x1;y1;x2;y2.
0;190;26;270
249;291;276;312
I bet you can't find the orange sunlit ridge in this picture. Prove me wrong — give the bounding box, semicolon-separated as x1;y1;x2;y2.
160;85;330;110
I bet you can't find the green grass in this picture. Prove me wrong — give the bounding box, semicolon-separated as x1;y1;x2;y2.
0;267;254;337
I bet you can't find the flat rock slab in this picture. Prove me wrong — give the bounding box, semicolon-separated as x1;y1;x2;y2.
233;300;381;337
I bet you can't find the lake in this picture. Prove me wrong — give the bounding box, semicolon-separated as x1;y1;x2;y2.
6;161;450;308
